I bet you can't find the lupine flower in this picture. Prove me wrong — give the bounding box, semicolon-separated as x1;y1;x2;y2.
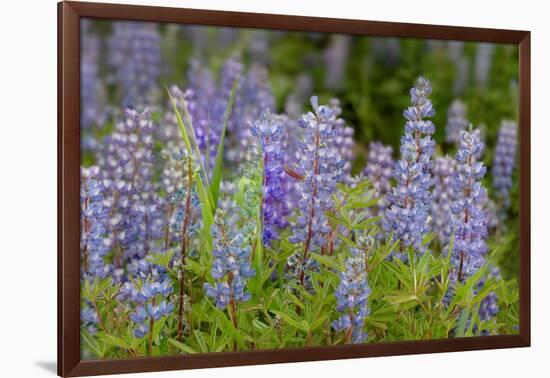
383;77;436;254
323;35;351;90
121;277;174;339
447;42;470;96
108;21;161;107
332;249;371;344
432;156;456;246
492;120;518;209
250;110;286;245
97;109;164;268
371;37;401;67
364;142;394;211
449;128;488;282
166;148;201;340
204;209;256;309
81;166;111;279
474;43;495;89
226;61;276;164
81;306;99;334
478;267;500;322
330;99;355;181
80;19;106;145
445;99;468;144
288;96;346;285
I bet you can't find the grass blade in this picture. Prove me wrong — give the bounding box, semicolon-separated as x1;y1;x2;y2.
210;77;240;206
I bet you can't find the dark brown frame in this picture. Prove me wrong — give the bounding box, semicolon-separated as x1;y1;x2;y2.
58;1;531;376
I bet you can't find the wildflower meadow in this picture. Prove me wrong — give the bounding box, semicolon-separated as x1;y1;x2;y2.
79;19;520;359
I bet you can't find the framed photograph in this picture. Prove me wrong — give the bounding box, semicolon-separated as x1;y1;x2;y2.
58;1;530;376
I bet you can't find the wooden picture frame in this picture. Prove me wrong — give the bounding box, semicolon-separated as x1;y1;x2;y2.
58;1;531;376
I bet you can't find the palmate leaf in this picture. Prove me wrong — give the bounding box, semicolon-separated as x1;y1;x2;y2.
210;77;239;206
168;338;198;354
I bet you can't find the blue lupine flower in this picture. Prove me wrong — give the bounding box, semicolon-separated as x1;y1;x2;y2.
492;120;517;209
81;306;99;334
474;43;495;89
449;128;488;282
80;19;106;150
364;142;394;211
383;77;436;255
97;109;165;268
204;209;256;309
323;35;351;90
80;166;111;279
432;156;456;246
330;99;355;181
251;110;286;245
123;278;174;338
108;21;161;107
288;96;346;285
445;99;468;144
332;249;371;344
134;323;150;339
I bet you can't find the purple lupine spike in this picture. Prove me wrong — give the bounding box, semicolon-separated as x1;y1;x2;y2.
364;142;394;211
288;96;346;286
432;156;456;246
449;128;488;282
108;21;161;107
97;108;164;269
204;209;256;309
492;120;517;209
250;110;286;246
80;19;106;148
445;99;468;144
383;77;436;255
81;166;111;280
332;248;371;344
474;43;495;89
323;35;351;91
329;99;355;181
226;62;276;165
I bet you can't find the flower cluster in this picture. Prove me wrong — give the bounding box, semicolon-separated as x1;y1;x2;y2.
383;77;436;254
288;97;346;284
98;109;164;268
80;166;110;279
450;129;488;282
108;21;161;107
432;156;456;246
364;142;394;211
251;110;287;245
492;120;517;209
121;280;174;338
445;99;468;144
204;209;256;309
332;249;371;343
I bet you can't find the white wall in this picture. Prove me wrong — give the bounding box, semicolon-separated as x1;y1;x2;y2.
1;0;546;376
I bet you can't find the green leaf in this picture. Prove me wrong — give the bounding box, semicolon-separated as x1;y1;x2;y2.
311;254;342;271
168;338;198;354
210;77;239;206
271;310;308;332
